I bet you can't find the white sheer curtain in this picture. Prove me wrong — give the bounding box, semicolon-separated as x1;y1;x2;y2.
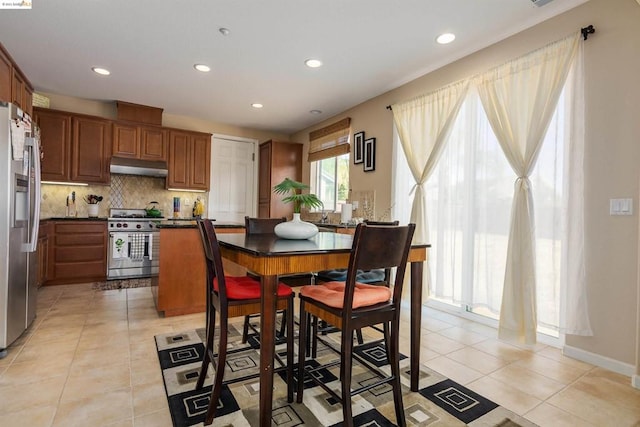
560;37;592;336
475;33;581;344
391;80;470;245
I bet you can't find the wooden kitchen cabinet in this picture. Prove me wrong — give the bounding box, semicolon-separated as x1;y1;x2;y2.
258;140;302;219
34;108;72;182
0;43;34;117
37;221;51;287
45;221;108;285
112;121;167;161
71;115;112;184
0;46;11;102
35;107;111;185
153;225;243;316
167;129;211;191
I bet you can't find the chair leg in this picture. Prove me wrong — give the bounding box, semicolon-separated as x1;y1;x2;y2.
286;298;294;403
383;322;391;364
389;318;406;427
196;307;216;390
203;316;229;426
311;315;319;359
242;315;250;343
279;309;287;339
305;312;312;356
355;328;364;345
341;326;354;427
296;300;308;403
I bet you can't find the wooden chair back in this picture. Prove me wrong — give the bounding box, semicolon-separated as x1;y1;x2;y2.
244;216;286;234
197;218;229;308
342;223;415;318
363;220;399;226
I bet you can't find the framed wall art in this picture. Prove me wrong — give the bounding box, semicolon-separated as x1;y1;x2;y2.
353;131;364;164
363;137;376;172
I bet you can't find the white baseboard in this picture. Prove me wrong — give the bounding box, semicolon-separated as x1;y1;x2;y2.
633;375;640;390
563;345;635;377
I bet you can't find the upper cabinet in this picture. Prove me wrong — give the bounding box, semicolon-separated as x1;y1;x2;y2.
71;115;111;184
112;122;168;162
258;140;302;219
35;108;72;182
167;130;211;191
34;107;111;185
0;43;34;117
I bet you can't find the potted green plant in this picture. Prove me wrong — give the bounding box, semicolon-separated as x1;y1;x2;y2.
272;178;322;239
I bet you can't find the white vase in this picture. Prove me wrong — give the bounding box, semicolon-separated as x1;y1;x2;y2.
87;204;99;218
274;213;318;240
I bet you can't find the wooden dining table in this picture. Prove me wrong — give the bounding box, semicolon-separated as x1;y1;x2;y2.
216;231;429;427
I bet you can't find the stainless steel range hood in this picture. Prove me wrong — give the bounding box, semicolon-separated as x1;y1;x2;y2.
110;157;168;177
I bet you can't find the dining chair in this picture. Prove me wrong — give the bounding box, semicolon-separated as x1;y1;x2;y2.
242;216;292;343
296;222;415;427
313;219;400;354
194;218;294;425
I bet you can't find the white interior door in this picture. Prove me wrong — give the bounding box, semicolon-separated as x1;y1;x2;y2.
208;135;257;223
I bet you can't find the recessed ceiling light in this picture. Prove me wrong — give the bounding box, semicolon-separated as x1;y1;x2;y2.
305;59;323;68
309;110;322;115
219;27;230;36
436;33;456;44
91;67;110;76
252;103;263;109
194;64;211;72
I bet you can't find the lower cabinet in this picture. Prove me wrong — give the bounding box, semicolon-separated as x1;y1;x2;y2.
37;221;51;286
44;221;107;285
153;226;243;316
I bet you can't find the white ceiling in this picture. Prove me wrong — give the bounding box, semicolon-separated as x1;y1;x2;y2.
0;0;588;135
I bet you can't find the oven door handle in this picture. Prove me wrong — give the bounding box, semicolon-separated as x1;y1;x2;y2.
147;233;153;261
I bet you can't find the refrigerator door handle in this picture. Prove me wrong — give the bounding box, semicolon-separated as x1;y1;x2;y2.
23;137;41;253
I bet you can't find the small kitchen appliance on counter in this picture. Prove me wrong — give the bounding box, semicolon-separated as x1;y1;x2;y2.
107;208;163;280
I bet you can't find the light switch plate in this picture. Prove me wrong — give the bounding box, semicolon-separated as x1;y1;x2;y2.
610;198;633;215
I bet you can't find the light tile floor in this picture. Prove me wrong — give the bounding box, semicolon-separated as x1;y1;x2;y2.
0;283;639;426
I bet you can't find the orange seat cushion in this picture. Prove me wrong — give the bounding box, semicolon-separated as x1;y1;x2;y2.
300;281;391;309
213;276;292;300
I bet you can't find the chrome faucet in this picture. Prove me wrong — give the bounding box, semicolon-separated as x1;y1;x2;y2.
319;202;329;224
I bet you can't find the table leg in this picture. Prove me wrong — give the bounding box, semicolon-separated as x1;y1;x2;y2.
259;274;278;426
410;261;423;391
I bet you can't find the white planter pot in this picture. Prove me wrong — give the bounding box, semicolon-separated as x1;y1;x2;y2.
87;204;99;218
274;213;318;240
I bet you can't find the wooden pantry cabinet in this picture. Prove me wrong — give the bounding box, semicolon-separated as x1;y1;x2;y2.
258;140;302;219
112;122;168;162
34;107;111;184
167;129;211;191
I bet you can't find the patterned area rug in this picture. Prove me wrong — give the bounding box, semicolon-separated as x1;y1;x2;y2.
92;278;152;290
155;324;538;427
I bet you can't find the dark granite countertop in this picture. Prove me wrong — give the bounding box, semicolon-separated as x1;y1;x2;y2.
157;219;244;229
310;222;356;229
42;217;108;221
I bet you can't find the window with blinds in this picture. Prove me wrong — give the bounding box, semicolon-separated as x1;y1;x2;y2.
308;117;351;162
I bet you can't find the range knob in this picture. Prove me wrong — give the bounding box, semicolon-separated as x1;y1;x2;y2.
123;223;128;228
136;224;142;229
116;223;122;228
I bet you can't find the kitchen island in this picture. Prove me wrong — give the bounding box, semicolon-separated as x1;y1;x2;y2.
152;220;244;316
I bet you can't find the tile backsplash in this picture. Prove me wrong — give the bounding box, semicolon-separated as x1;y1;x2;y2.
40;175;207;219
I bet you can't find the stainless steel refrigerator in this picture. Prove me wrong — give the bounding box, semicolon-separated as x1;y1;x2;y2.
0;102;41;358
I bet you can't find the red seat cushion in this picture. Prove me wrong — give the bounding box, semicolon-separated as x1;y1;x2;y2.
213;276;292;300
300;281;391;309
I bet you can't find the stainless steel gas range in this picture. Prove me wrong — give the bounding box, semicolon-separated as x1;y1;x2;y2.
107;209;161;280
